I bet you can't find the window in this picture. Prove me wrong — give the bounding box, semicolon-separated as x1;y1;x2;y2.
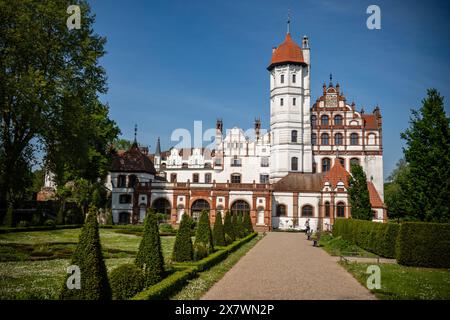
292;74;296;83
350;158;360;166
231;200;250;215
321;133;329;145
367;133;376;145
350;133;359;145
276;204;287;217
231;156;241;167
170;173;177;182
311;133;317;145
291;157;298;171
261;157;269;167
260;174;269;183
280;98;284;106
334;133;343;145
325;202;330;217
321;115;329;126
191;199;210;221
281;74;284;84
302;205;313;217
322;158;331;172
311;115;317;128
192;173;199;183
293;98;296;106
338;157;345;167
231;173;241;184
337;202;345;217
291;130;298;143
205;173;212;183
119;194;132;204
127;176;137;189
334;115;343;126
117;175;126;188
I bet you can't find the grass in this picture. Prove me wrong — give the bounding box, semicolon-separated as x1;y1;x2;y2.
0;228;175;299
341;261;450;300
318;233;377;257
170;234;263;300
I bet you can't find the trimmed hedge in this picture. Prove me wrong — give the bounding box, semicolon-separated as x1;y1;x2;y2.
396;222;450;268
332;218;400;258
172;214;193;262
0;224;82;234
110;264;145;300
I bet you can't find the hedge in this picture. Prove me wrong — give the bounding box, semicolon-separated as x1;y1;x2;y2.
396;222;450;268
0;224;82;234
132;232;258;300
332;218;400;258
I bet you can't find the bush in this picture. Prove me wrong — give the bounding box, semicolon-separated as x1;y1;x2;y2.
396;222;450;268
223;211;235;244
44;219;56;227
172;214;193;262
193;210;214;260
110;264;145;300
159;223;175;234
60;206;112;300
17;221;29;228
212;211;226;246
243;212;253;235
135;209;165;287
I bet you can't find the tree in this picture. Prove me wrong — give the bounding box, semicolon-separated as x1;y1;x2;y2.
112;138;133;151
0;0;119;224
400;89;450;222
212;211;226;246
194;210;214;260
384;158;413;222
172;214;193;262
348;164;372;220
135;209;165;287
60;206;111;300
243;212;254;235
223;211;235;244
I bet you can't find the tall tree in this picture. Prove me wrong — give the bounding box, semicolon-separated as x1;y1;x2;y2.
400;89;450;222
384;158;413;222
348;164;372;220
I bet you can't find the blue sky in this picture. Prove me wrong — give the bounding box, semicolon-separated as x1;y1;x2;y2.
89;0;450;179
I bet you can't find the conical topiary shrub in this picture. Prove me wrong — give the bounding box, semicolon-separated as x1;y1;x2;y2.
232;213;240;239
194;210;214;260
60;206;111;300
212;211;226;246
243;212;254;235
223;211;235;245
172;213;193;262
135;209;165;287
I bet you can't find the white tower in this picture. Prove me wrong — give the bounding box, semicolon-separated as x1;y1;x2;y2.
269;19;312;181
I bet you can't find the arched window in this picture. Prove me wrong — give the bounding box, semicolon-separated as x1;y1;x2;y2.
367;133;376;145
322;158;331;172
276;204;287;217
280;74;285;84
291;130;298;143
334;133;343;145
302;205;313;217
321;115;329;126
191;199;210;221
291;157;298;171
350;158;360;166
337;202;345;217
321;133;329;145
311;133;317;145
350;133;359;145
230;173;241;184
311;115;317;128
231;200;250;215
324;202;330;217
334;115;343;125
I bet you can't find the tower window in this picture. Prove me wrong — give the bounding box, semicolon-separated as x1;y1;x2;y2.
311;115;317;128
281;74;284;84
291;130;298;143
291;157;298;171
292;74;296;83
311;133;317;145
325;202;330;217
293;98;296;106
261;157;269;167
280;98;284;106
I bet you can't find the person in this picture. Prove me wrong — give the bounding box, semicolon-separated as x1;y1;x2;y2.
305;218;310;234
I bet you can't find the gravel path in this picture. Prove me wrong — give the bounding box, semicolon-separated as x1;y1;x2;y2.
202;232;376;300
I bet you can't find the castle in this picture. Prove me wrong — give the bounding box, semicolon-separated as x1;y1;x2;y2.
107;23;386;232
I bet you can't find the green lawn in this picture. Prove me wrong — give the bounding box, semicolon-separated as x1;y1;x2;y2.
341;261;450;300
318;233;377;257
0;228;175;299
171;234;263;300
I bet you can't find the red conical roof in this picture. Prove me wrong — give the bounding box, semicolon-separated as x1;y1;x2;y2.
268;33;307;70
323;160;350;188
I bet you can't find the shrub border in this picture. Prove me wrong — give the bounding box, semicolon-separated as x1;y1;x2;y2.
0;224;82;234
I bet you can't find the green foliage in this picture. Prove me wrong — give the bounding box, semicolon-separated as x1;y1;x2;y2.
212;212;226;246
159;223;176;234
243;212;254;235
172;214;193;262
60;206;111;300
397;222;450;268
193;210;214;260
384;159;413;222
44;219;56;227
400;89;450;222
135;209;165;287
332;219;400;258
348;164;372;220
223;211;235;244
109;264;145;300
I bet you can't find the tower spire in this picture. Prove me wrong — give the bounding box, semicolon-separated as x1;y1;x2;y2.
132;123;138;147
287;9;291;34
155;137;161;156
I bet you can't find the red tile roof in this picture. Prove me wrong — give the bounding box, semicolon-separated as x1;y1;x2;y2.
323;160;350;188
111;143;156;174
367;181;384;207
273;172;325;192
362;114;378;129
268;33;307;70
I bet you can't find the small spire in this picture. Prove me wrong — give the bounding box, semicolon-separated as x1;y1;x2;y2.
329;73;333;87
155;137;161;156
287;9;291;34
133;123;138;145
